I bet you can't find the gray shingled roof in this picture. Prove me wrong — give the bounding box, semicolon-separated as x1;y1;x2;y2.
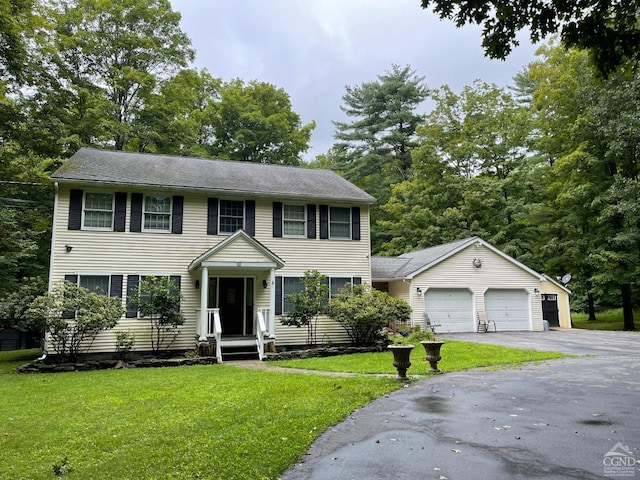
372;237;475;279
51;148;375;204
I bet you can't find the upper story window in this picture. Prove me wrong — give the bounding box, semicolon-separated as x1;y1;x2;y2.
143;195;171;232
329;207;351;239
83;192;114;229
283;204;306;237
219;199;244;234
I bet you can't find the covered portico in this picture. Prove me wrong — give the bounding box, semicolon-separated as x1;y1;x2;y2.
188;230;285;361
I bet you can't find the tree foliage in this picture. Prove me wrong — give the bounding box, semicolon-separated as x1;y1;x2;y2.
26;281;123;362
420;0;640;77
35;0;195;152
328;284;411;346
210;79;314;165
280;270;329;345
333;64;429;249
129;276;184;353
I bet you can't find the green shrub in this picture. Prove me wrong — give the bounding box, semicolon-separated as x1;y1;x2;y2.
27;281;123;362
328;284;411;345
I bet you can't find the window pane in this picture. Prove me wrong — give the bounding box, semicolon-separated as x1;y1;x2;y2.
79;275;110;295
330;207;351;239
145;196;171;213
330;277;351;297
85;193;113;210
283;204;305;236
84;193;113;228
283;277;303;313
220;200;244;233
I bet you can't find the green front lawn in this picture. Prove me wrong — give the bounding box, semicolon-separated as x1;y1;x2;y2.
0;341;567;479
572;309;640;331
274;340;568;374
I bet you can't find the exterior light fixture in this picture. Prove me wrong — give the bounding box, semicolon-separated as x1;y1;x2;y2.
65;245;73;252
416;287;423;295
263;280;269;289
473;257;482;268
195;279;200;289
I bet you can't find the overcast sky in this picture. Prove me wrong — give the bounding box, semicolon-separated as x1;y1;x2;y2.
169;0;539;161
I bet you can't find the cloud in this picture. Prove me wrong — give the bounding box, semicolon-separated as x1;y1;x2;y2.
170;0;539;160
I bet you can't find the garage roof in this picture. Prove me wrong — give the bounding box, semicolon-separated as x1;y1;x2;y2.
372;237;545;281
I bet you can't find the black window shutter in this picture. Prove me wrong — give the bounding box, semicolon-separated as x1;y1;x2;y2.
275;276;283;315
110;275;123;299
352;277;362;285
306;204;316;239
319;205;329;239
273;202;282;237
170;275;181;312
114;192;127;232
245;200;255;236
68;189;83;230
172;195;184;234
130;193;143;232
207;198;218;235
351;206;361;241
63;274;78;319
126;275;139;318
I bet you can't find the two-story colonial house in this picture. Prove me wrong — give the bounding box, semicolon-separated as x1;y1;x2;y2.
48;148;374;361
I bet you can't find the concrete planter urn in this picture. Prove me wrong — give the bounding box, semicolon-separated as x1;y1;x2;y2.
388;344;414;380
420;341;444;373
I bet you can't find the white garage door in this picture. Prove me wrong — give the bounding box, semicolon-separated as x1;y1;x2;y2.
424;289;473;332
485;289;530;331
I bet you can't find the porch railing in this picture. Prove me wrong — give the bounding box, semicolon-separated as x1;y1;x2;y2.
196;307;273;362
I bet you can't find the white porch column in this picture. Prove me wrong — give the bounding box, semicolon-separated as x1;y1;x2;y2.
198;266;209;341
268;268;276;338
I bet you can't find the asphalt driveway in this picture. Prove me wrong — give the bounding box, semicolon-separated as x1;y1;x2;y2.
282;330;640;479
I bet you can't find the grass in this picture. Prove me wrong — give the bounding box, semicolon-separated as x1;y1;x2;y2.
0;341;567;479
572;308;640;331
274;340;568;375
0;348;41;375
0;364;399;479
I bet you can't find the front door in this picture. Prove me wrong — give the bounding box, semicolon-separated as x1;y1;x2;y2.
542;294;560;327
209;277;255;336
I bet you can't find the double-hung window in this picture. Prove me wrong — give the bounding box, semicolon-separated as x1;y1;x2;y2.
329;207;351;239
83;193;114;229
283;204;306;237
143;195;171;232
219;199;244;234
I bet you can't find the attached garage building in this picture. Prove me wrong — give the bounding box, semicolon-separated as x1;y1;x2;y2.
372;237;572;333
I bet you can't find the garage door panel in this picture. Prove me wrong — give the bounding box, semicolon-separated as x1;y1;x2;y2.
485;289;530;331
425;289;473;332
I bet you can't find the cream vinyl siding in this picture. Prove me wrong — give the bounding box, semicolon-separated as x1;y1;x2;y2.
410;244;544;332
50;187;372;352
540;279;572;329
262;200;371;346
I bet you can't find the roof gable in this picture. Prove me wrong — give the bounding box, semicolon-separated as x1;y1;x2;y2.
51;148;375;204
188;230;285;271
372;237;545;281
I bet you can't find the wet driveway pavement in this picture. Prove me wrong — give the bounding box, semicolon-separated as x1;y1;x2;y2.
281;330;640;479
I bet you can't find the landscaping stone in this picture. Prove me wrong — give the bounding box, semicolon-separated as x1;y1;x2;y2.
16;356;218;374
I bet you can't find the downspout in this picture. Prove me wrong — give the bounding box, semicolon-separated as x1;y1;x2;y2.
402;278;414;326
42;181;60;357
